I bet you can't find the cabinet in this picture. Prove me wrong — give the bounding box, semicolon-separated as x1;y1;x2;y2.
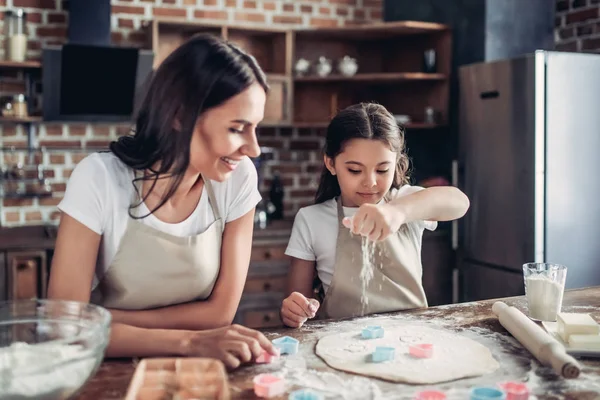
0;225;55;301
234;238;290;329
144;19;452;131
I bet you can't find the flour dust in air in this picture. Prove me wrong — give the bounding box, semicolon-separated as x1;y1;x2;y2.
360;236;376;314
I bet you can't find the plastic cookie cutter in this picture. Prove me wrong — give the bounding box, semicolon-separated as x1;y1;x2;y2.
371;346;395;363
497;382;529;400
256;348;280;364
413;390;447;400
361;325;384;339
288;388;325;400
409;343;433;358
253;374;286;398
272;336;299;355
470;387;506;400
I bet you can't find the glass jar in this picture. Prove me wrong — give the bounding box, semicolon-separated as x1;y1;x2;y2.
12;94;28;118
4;9;28;62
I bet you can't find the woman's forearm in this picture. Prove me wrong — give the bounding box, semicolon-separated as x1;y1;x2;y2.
105;322;188;358
109;298;236;331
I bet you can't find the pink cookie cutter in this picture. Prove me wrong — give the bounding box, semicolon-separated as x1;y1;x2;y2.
414;390;447;400
253;374;285;398
256;348;280;364
498;381;529;400
409;343;433;358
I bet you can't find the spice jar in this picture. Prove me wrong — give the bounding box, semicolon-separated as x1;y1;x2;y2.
4;9;28;62
12;94;28;118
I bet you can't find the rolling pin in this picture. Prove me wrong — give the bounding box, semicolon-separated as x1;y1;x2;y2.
492;301;581;379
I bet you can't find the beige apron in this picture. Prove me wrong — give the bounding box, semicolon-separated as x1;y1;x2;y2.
320;197;428;319
91;172;223;310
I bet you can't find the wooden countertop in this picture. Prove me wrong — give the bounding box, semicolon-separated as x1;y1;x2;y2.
75;287;600;399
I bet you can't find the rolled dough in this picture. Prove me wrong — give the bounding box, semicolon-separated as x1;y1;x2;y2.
315;325;499;384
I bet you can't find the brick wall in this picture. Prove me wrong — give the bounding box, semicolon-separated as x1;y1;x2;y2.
0;0;383;226
555;0;600;51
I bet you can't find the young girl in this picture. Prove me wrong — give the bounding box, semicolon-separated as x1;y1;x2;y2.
281;103;470;327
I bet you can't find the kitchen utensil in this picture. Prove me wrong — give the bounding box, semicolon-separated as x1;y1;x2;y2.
492;301;581;378
0;299;111;400
124;357;230;400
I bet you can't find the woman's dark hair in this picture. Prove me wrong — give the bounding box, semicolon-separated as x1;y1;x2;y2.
109;33;268;217
314;102;410;204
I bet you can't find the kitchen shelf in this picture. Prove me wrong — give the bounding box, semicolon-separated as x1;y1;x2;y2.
294;73;447;83
291;121;446;129
0;116;42;123
295;21;449;39
0;60;42;69
2;192;52;199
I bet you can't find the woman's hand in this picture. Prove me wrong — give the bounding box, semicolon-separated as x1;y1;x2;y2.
281;292;320;328
343;203;406;241
179;324;278;369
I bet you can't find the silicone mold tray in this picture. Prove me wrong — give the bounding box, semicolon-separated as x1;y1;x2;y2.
124;357;230;400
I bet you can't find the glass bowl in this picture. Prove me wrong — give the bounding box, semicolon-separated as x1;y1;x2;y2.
0;299;112;400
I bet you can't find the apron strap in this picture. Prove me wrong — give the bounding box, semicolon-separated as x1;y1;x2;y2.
201;176;222;222
335;197;346;228
129;169;222;222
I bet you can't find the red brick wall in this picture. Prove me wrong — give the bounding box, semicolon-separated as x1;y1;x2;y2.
0;0;382;226
555;0;600;51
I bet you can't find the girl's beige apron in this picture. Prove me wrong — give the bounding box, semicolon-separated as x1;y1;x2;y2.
91;173;223;310
320;197;428;319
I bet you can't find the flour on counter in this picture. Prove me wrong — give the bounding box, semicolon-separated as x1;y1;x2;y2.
0;342;97;400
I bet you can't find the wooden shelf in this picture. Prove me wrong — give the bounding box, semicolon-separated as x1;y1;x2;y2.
295;21;449;39
291;121;445;129
0;60;41;69
0;116;42;123
294;73;447;83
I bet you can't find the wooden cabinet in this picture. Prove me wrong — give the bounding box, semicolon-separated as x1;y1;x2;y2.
145;19;452;131
234;239;290;329
0;250;49;301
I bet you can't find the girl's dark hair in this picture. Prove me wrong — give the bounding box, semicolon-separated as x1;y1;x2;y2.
314;102;410;204
109;33;268;217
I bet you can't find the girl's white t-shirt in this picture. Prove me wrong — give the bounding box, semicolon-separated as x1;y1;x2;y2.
284;185;437;293
58;152;261;289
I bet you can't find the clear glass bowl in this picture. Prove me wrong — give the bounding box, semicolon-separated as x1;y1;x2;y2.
0;299;112;400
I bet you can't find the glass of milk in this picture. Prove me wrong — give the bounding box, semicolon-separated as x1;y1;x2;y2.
523;262;567;321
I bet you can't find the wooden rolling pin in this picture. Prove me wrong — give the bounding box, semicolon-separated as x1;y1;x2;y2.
492;301;581;379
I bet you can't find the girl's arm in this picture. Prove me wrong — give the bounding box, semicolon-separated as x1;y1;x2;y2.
108;209;256;330
281;257;319;328
346;186;470;241
387;186;470;223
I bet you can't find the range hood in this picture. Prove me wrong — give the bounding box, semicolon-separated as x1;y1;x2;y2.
42;0;154;122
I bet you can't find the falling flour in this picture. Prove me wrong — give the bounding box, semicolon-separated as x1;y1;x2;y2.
525;274;564;321
0;342;97;400
359;236;376;314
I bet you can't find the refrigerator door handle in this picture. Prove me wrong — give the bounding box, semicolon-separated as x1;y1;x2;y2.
451;159;459;250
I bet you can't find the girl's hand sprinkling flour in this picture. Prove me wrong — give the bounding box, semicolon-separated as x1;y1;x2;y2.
342;203;406;241
281;292;320;328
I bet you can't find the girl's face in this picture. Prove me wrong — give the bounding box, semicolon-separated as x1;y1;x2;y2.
189;82;266;182
325;138;397;207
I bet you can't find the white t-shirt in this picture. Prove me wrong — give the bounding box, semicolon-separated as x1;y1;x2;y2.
285;185;437;293
58;152;261;289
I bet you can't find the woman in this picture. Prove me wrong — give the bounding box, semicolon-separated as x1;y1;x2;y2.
47;34;278;368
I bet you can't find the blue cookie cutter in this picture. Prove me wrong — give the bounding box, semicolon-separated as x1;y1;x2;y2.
470;387;506;400
272;336;299;355
371;346;395;363
361;325;384;339
288;389;324;400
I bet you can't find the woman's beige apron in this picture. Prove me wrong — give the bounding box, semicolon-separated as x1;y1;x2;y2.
320;197;428;319
91;173;223;310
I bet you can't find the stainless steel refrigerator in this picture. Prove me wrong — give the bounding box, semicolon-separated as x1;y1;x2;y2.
457;50;600;302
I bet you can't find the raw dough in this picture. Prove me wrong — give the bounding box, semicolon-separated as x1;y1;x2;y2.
315;325;499;384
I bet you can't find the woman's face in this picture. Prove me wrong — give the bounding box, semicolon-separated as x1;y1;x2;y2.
190;82;265;182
